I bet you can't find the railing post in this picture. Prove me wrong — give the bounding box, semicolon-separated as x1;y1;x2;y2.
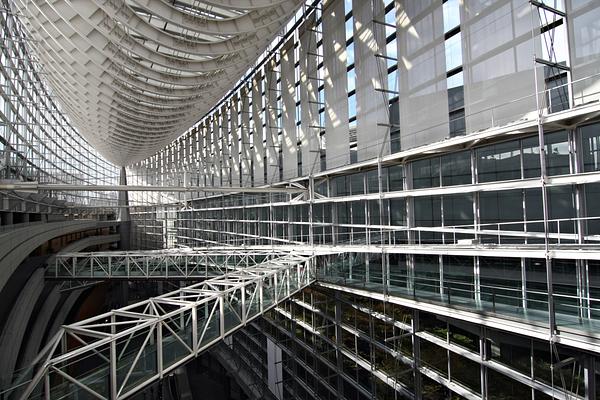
110;340;117;400
259;280;264;313
274;272;278;303
219;295;225;338
110;313;117;399
497;223;500;245
157;316;163;379
241;286;246;325
192;305;198;354
44;372;51;400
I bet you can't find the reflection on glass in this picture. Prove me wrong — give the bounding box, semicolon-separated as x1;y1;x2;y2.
581;123;600;172
477;141;521;182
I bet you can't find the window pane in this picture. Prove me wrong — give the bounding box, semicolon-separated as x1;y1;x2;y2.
414;196;442;243
525;258;547;311
441;151;471;186
477;141;521;182
523;131;570;177
445;32;462;71
412;157;440;189
585;183;600;236
387;165;403;191
443;194;473;226
553;259;578;318
548;185;576;234
545;131;570;176
581;123;600;172
479;190;523;238
388;254;409;293
389;199;406;226
415;255;440;295
480;257;522;308
443;0;461;32
443;255;474;300
522;136;541;178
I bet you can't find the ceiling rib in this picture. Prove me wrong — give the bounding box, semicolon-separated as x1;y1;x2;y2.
12;0;302;165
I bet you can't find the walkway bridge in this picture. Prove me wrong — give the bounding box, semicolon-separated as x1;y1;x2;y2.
47;248;302;280
9;250;317;400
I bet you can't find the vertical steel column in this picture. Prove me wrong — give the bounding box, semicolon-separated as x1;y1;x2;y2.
110;314;117;399
219;295;225;338
109;340;117;399
531;4;557;335
480;327;488;399
412;309;422;400
44;373;50;400
308;175;314;246
241;286;247;325
157;308;163;378
521;258;528;310
192;305;198;354
584;356;596;400
573;128;590;319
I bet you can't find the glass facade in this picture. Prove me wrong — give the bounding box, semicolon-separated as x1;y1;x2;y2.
124;0;600;397
0;7;118;207
4;0;600;398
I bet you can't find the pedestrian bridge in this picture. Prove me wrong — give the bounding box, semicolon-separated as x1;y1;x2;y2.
47;248;303;280
10;250;316;400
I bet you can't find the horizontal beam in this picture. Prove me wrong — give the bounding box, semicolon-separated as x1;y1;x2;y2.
50;248;316;280
0;183;307;194
530;0;567;17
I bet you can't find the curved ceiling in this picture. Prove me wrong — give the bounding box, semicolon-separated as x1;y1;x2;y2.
12;0;303;165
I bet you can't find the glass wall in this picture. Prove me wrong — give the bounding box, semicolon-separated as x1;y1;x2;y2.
0;8;118;207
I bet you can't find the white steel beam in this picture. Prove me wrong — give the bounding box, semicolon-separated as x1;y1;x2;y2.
14;251;316;400
0;183;307;194
11;0;304;165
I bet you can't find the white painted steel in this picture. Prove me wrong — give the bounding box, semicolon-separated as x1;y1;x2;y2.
10;0;303;166
16;250;316;400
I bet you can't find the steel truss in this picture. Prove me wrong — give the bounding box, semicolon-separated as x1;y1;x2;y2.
15;251;316;400
48;248;311;280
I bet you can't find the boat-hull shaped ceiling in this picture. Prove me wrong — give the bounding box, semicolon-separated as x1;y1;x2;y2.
13;0;302;165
